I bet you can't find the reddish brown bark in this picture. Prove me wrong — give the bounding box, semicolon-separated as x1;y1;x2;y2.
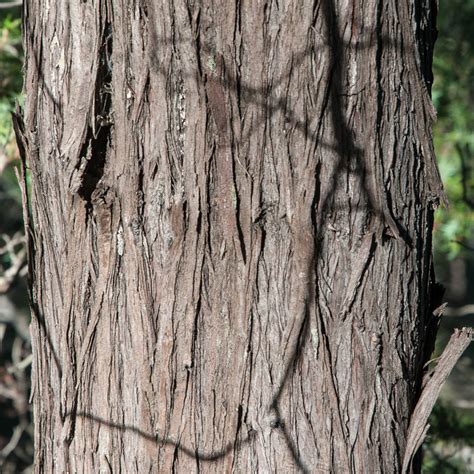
16;0;452;472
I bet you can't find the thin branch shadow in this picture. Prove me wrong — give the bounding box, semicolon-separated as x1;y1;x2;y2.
72;411;257;461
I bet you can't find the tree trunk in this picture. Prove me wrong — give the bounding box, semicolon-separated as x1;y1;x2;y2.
17;0;446;472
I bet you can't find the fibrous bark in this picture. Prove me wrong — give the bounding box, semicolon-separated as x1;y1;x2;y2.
16;0;456;472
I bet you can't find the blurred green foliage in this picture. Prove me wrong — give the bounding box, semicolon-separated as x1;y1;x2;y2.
0;13;22;121
0;11;22;173
433;0;474;259
423;402;474;473
0;10;23;235
0;15;21;90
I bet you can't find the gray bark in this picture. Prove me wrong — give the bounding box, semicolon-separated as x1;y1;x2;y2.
16;0;447;472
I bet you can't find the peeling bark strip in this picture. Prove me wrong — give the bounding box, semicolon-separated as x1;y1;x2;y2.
18;0;461;472
402;327;473;473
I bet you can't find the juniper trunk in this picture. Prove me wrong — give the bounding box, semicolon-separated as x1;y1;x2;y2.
17;0;445;472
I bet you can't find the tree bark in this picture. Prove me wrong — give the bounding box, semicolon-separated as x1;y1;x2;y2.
17;0;448;472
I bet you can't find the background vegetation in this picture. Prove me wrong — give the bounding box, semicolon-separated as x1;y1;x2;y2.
0;1;472;471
